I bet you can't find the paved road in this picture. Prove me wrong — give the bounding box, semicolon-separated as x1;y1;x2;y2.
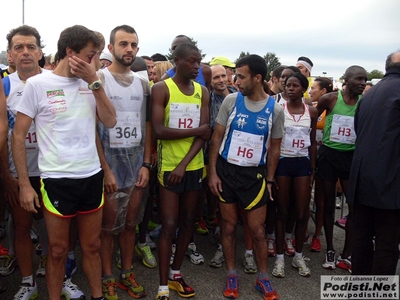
1;207;399;299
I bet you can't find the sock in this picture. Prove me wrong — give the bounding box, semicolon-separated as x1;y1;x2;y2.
35;218;48;256
276;254;284;260
22;275;34;286
7;216;15;256
285;232;292;240
137;242;146;248
121;269;132;277
245;249;253;256
169;268;180;279
68;251;75;260
295;251;303;258
158;285;169;295
227;269;238;276
266;233;275;239
258;271;269;280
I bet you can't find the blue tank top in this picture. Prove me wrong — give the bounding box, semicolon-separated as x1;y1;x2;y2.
166;66;206;87
219;93;275;166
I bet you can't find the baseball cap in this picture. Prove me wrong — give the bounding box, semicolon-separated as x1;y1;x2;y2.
210;56;235;68
100;51;113;62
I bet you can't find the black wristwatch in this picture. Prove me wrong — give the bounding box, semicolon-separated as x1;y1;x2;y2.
142;162;153;171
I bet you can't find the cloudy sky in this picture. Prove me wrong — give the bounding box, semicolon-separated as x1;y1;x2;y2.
1;0;399;79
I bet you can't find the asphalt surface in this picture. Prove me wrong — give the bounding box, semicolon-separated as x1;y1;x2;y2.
1;205;399;300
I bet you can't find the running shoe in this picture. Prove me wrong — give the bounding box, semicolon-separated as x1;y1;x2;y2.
62;277;85;300
284;238;295;256
223;274;239;299
35;255;47;277
13;282;38;300
309;236;321;252
322;250;336;270
156;291;169;300
0;244;8;256
102;277;118;300
267;238;276;257
147;220;159;231
205;217;219;229
117;271;147;298
65;256;77;278
255;278;279;300
0;254;17;276
145;233;157;251
168;273;195;298
186;242;204;265
30;228;38;244
195;220;209;235
35;244;42;256
272;259;285;278
336;255;352;273
336;197;342;209
210;246;224;268
149;224;162;239
292;256;311;277
243;253;257;274
135;244;157;268
335;215;348;228
170;244;176;265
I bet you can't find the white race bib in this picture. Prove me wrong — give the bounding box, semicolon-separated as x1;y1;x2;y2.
281;126;311;156
169;103;200;129
110;111;142;148
227;130;263;166
330;114;356;144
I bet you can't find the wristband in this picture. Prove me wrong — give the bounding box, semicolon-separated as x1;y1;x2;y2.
142;162;153;171
266;180;275;185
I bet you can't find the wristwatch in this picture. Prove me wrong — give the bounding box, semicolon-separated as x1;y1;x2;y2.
88;79;102;90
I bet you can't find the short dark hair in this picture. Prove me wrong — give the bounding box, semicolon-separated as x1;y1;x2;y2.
174;42;199;60
236;54;268;81
272;65;287;79
344;65;366;79
7;25;43;50
57;25;100;60
141;55;152;61
285;72;309;90
151;53;168;62
284;66;301;74
110;25;137;45
297;56;313;67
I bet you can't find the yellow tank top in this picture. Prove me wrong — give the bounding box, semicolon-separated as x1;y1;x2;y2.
158;78;204;171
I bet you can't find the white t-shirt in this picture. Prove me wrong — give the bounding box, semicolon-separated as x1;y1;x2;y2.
16;72;101;179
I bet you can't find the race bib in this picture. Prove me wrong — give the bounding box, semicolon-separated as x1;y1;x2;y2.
25;122;38;152
281;126;311;156
330;114;356;144
110;111;142;148
227;130;263;167
169;103;200;129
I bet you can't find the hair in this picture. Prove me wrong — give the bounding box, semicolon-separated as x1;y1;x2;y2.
130;56;147;72
110;25;137;45
314;77;334;93
174;34;191;41
271;65;287;79
154;61;173;82
57;25;100;60
297;56;313;67
93;31;105;52
173;42;199;60
385;50;400;71
285;72;309;90
7;25;43;50
141;55;152;61
151;53;168;62
284;65;301;74
344;65;366;79
236;54;268;81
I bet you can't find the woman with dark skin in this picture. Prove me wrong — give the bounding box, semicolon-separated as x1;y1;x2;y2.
272;73;317;278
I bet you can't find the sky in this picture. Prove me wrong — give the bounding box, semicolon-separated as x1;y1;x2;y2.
1;0;399;79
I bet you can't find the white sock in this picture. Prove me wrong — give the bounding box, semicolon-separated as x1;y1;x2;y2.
169;268;180;279
266;233;275;239
245;249;253;256
137;242;146;248
22;274;34;285
295;251;303;258
158;285;169;294
276;254;284;260
285;232;292;240
68;251;75;260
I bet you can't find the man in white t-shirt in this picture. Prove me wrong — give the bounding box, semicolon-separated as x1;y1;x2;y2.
12;25;116;300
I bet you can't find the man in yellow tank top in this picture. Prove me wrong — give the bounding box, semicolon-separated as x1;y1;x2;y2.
151;42;210;300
